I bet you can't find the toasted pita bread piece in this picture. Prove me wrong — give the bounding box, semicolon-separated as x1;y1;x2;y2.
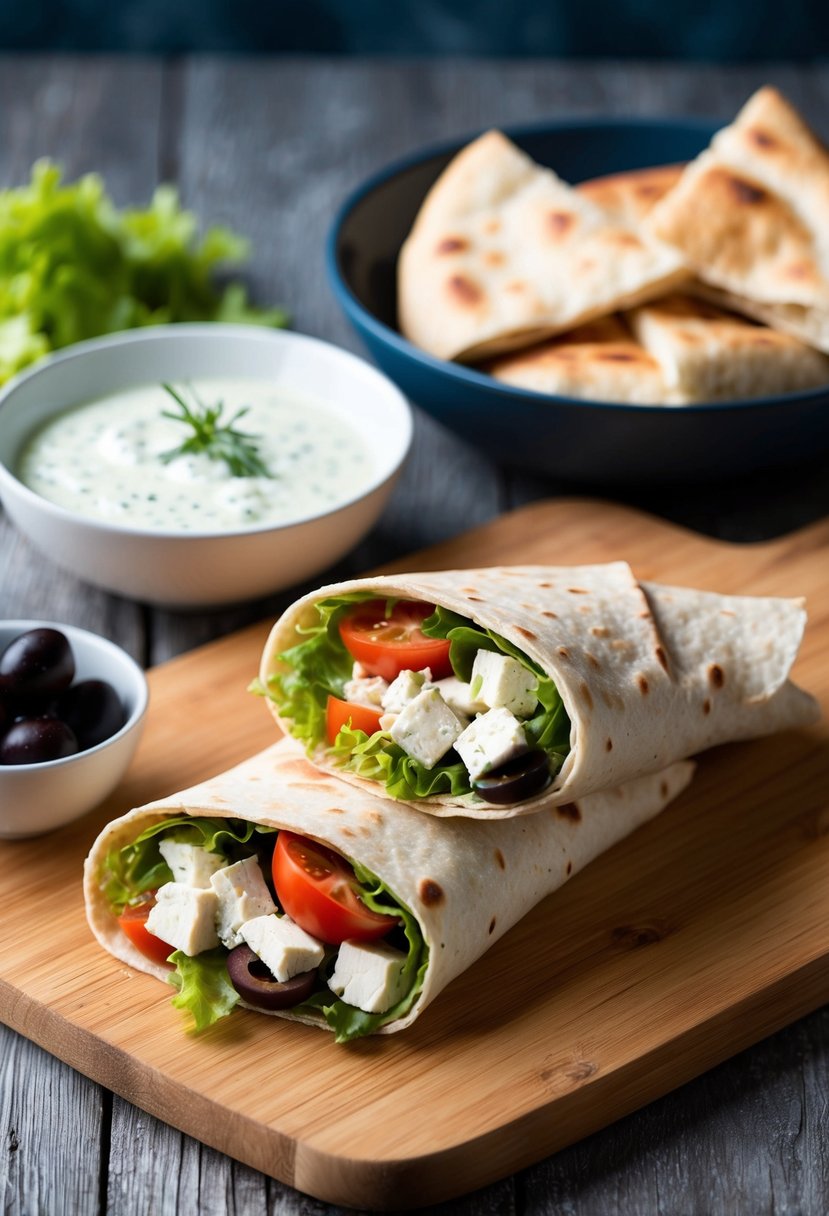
628;293;829;401
486;314;676;405
488;294;829;404
397;130;689;363
646;87;829;352
577;164;684;226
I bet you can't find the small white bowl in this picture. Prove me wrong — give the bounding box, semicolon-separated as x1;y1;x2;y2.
0;325;412;607
0;620;148;838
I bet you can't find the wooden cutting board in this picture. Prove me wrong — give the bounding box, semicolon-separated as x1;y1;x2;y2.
2;499;828;1210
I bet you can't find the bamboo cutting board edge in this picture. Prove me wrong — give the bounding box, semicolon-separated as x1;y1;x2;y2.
2;497;828;1210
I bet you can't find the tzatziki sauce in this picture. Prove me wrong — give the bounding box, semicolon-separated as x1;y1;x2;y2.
18;380;375;532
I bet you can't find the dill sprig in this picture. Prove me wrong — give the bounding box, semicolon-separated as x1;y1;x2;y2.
159;383;273;479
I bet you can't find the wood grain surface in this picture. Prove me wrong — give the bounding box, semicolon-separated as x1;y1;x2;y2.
1;500;827;1209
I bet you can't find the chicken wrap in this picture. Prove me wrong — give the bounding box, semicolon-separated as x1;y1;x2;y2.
84;738;694;1041
257;563;818;817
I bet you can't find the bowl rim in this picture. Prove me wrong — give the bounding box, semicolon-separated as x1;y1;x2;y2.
326;113;829;416
0;323;413;540
0;618;148;772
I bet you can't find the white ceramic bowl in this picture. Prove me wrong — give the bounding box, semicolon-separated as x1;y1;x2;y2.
0;325;412;606
0;620;148;838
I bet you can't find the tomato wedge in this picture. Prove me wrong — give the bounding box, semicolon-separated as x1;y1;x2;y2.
272;831;398;944
338;599;452;682
326;695;383;745
117;894;174;968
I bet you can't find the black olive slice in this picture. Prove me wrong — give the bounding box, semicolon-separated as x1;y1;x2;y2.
226;944;317;1010
473;748;551;805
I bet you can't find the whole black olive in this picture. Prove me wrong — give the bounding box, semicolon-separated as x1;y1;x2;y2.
473;748;551;805
0;717;79;765
226;944;317;1010
54;679;125;750
0;628;75;702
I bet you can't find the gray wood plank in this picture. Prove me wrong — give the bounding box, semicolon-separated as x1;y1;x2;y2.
0;1023;103;1216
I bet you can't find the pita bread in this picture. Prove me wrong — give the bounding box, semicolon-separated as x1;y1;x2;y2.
485;314;678;404
646;87;829;352
397;130;689;362
487;294;829;404
260;564;818;816
84;738;694;1036
577;164;684;226
627;292;829;400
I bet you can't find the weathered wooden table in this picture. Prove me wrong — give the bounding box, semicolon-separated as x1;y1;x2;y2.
2;55;829;1215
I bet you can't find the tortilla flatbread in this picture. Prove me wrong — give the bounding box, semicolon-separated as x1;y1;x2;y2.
397;130;689;362
84;738;694;1036
646;87;829;352
260;564;818;817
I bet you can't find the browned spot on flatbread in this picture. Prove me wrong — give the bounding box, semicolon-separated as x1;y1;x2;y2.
537;581;554;588
637;675;650;695
436;236;468;254
341;827;356;838
566;860;573;875
709;663;725;689
547;210;575;235
419;879;445;907
461;587;479;595
703;698;712;715
748;126;778;150
557;647;570;660
325;806;346;815
467;596;483;602
289;781;332;793
580;682;593;710
568;587;588;595
585;653;601;670
515;626;537;641
655;646;668;671
494;848;506;870
598;351;637;363
724;172;767;206
720;609;736;617
556;802;581;822
447;274;483;306
505;280;526;293
591;626;610;638
483;218;501;234
488;917;497;935
605;738;613;752
483;250;505;267
542;611;558;619
785;261;815;280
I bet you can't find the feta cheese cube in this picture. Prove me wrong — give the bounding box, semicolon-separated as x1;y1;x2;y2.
389;687;464;769
240;914;324;983
210;856;277;949
342;674;389;707
433;675;487;718
470;650;538;718
145;882;219;956
455;707;529;780
328;939;409;1013
158;838;225;888
380;667;432;713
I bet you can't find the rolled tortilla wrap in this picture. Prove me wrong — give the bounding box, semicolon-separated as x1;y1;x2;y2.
84;738;694;1037
259;563;818;817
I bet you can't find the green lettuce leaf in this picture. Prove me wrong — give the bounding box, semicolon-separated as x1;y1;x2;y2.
168;949;240;1032
330;724;472;801
101;815;276;914
0;160;287;386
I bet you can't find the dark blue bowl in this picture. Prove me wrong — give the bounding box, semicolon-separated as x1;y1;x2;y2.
327;117;829;484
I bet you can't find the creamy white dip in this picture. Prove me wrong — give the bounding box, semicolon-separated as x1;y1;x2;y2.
18;380;375;532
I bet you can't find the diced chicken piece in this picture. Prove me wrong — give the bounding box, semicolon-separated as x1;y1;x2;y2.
389;687;464;769
455;707;529;780
328;939;409;1013
240;914;324;983
210;856;276;949
158;838;225;888
380;667;433;714
342;674;389;707
145;882;219;956
433;674;486;718
470;651;538;718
